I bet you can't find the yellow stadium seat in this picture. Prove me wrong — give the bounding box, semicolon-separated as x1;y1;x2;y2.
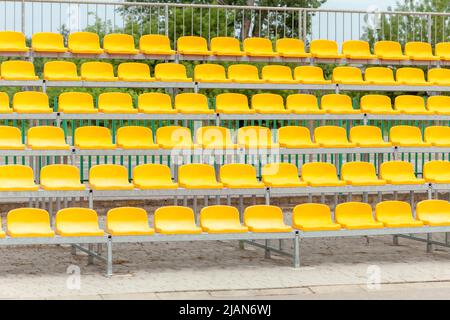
196;126;236;149
200;205;248;233
390;125;431;147
424;126;450;146
342;40;376;59
7;208;54;238
321;94;359;114
175;93;213;114
103;33;138;54
0;92;11;113
0;217;5;238
177;36;211;55
394;95;431;114
314;125;356;147
138;92;175;114
0;165;38;191
106;207;155;236
228;64;263;83
423;161;450;183
31;32;67;53
341;161;386;186
427;96;450;114
332;66;367;85
178;164;223;189
349;125;392;147
237;126;278;149
310;39;344;59
0;31;28;52
435;42;450;61
335;202;384;229
380;161;425;184
133;164;178;189
261;163;307;187
89;164;133;190
1;61;38;80
285;94;325;114
276;38;310;58
396;67;430;86
243;37;277;57
117;62;154;81
375;201;424;227
220;164;264;188
294;66;331;84
364;67;398;85
27;126;69;150
374;41;408;60
156;126;196;149
68;32;104;54
80;61;117;81
215;93;254;114
0;126;25;149
278;126;319;148
154;63;192;82
139;34;175;55
56;208;104;237
98;92;137;113
261;65;297;84
116;126;158;149
301;162;346;187
210;37;244;56
13;91;52;113
405;41;439;61
251;93;290;114
416;200;450;226
194;64;231;83
74;126;116;149
292;203;341;231
244;205;292;232
58;92;97;113
360;94;399;114
428;68;450;86
43;61;80;81
154;206;202;234
40;165;85;191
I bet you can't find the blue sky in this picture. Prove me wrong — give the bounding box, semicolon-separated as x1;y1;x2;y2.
321;0;399;11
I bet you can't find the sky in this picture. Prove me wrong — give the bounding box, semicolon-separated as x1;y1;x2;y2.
321;0;399;11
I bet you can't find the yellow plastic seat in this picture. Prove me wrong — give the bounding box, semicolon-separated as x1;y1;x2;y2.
58;92;97;113
293;203;341;231
424;126;450;146
332;66;367;85
210;37;244;56
0;31;28;52
278;126;319;148
360;94;399;114
0;165;38;191
380;161;426;185
428;68;450;86
423;161;450;183
178;164;223;189
374;41;408;60
13;91;52;113
27;126;69;150
435;42;450;61
156;126;196;149
243;37;277;57
237;126;278;149
349;125;392;147
200;206;248;233
261;65;297;84
286;94;325;114
31;32;67;53
427;96;450;114
228;64;263;83
390;125;431;147
335;202;384;229
1;61;38;80
154;63;192;82
40;165;84;191
314;125;356;147
177;36;211;55
417;200;450;226
0;217;5;238
74;126;116;149
194;64;231;83
56;208;104;237
154;206;202;234
294;66;331;84
98;92;137;114
138;92;175;114
139;34;175;55
276;38;310;58
80;62;117;81
103;33;138;54
244;205;292;233
43;61;80;81
394;95;431;115
341;161;386;186
89;164;133;190
405;41;439;61
0;92;11;113
301;162;346;187
396;67;430;86
342;40;376;59
215;93;254;114
0;126;25;149
117;62;154;81
174;93;213;114
220;164;264;188
310;39;344;59
117;126;158;149
375;201;424;227
68;32;104;54
251;93;290;114
7;208;54;238
261;163;306;187
364;67;398;85
107;207;155;236
133;164;178;189
196;126;236;149
321;94;359;114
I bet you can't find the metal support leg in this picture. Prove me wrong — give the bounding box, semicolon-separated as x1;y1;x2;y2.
87;244;94;265
106;236;113;277
393;235;399;245
427;233;433;253
293;233;300;268
265;240;270;258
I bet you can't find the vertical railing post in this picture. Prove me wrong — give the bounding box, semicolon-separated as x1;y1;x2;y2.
165;4;169;37
302;9;307;43
21;0;26;34
427;13;432;44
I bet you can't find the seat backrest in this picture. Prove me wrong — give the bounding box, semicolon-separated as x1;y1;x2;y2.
360;94;392;112
278;126;313;145
133;164;173;183
375;200;412;221
156;126;193;148
389;125;424;144
40;164;81;186
74;126;113;147
68;32;101;51
89;164;129;183
301;162;338;181
293;203;333;225
341;161;378;180
107;207;149;227
276;38;306;54
424;126;450;143
154;206;195;226
380;161;417;180
374;40;403;56
98;92;133;110
200;205;241;226
261;65;293;81
416;199;450;221
286;94;319;112
320;94;353;112
244;205;284;225
423;160;450;180
27;126;66;146
436;42;450;57
139;34;172;52
405;41;433;56
394;95;426;112
261;163;300;183
13;91;49;112
314;125;349;144
7;208;50;230
178;164;218;184
294;66;326;82
364;67;395;82
177;36;209;52
396;67;426;83
32;32;65;50
0;31;27;50
138;92;173;112
251;93;285;112
215;93;249;113
196;126;233;147
55;207;100;230
103;33;136;51
116;126;154;146
58;92;95;112
154;63;188;80
220;164;258;184
243;37;274;53
342;40;371;56
210;37;241;53
310;39;339;55
237;126;272;147
335;202;373;222
0;165;35;184
0;91;9;111
1;60;36;78
175;93;209;113
44;61;78;79
80;61;115;78
349;125;385;144
428;68;450;83
0;125;22;147
194;64;227;81
332;66;363;82
228;64;260;82
117;62;151;79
